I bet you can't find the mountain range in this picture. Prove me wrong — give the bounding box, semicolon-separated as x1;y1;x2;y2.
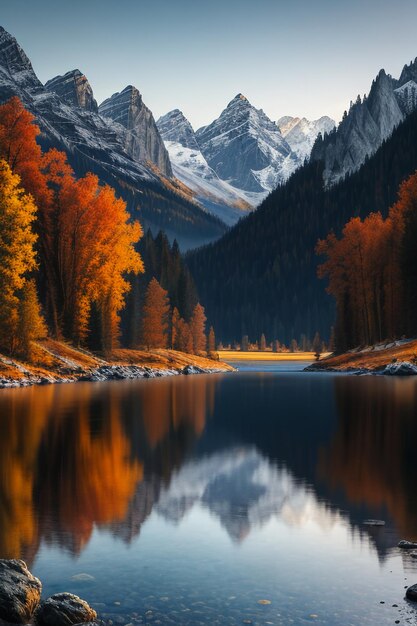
0;26;225;249
157;98;335;213
3;24;417;344
0;25;338;244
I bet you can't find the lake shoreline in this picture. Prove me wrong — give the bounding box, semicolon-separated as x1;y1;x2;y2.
305;338;417;376
0;339;234;389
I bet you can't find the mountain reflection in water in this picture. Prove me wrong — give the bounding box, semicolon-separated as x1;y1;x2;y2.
0;372;416;568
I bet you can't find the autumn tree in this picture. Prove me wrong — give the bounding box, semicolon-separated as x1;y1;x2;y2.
171;307;181;350
208;326;216;352
290;338;299;352
190;303;207;354
17;279;47;360
0;161;38;354
40;153;143;348
0;99;143;349
141;278;170;349
177;318;193;354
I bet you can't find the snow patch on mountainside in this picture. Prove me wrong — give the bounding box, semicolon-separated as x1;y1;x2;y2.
277;115;335;162
157;109;260;222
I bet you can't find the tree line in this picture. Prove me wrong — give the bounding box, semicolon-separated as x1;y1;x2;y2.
0;97;214;360
220;331;329;354
317;171;417;351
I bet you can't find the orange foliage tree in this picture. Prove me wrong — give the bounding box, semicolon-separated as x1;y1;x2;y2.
317;170;417;349
190;303;207;354
0;98;144;351
141;278;170;349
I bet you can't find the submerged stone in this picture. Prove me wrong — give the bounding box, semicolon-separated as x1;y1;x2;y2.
0;559;42;623
406;584;417;601
36;592;97;625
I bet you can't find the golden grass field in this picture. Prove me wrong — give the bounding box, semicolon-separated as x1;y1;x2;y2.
218;351;320;361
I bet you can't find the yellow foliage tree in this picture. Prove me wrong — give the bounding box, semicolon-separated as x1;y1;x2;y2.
17;279;47;361
0;160;38;354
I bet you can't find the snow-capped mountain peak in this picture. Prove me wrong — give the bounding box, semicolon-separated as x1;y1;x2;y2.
157;108;254;224
277;115;335;161
195;93;296;194
157;109;199;150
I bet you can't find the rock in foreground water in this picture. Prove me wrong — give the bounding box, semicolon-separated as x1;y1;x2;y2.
36;593;97;626
0;559;42;623
406;584;417;601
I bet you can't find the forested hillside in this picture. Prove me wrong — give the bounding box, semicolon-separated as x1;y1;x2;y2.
188;108;417;345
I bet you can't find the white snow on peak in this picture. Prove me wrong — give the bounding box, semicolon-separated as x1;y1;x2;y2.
277;115;336;161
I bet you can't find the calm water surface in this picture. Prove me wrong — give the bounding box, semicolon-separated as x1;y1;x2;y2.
0;362;416;625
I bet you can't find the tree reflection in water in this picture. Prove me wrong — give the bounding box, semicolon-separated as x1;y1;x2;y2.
0;373;416;567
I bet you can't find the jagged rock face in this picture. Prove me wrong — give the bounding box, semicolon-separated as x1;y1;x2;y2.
311;64;417;186
195;94;297;193
157;109;200;150
0;26;41;92
99;86;172;177
45;69;98;112
277;115;335;162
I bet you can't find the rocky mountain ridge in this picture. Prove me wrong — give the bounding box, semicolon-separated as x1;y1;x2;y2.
99;85;172;177
45;69;98;112
311;61;417;185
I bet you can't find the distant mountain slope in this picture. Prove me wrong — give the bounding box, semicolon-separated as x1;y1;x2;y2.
157;109;254;225
277;115;335;162
311;61;417;185
188;106;417;344
0;26;226;250
195;94;298;194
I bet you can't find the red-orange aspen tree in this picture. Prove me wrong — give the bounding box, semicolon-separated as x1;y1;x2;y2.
141;278;170;349
190;303;207;354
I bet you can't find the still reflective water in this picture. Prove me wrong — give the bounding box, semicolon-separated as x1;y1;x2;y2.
0;363;416;625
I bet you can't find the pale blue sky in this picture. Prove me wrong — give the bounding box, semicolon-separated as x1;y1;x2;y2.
2;0;417;128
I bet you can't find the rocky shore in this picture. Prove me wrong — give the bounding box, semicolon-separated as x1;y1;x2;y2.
304;339;417;375
305;360;417;376
0;559;98;625
0;340;234;390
